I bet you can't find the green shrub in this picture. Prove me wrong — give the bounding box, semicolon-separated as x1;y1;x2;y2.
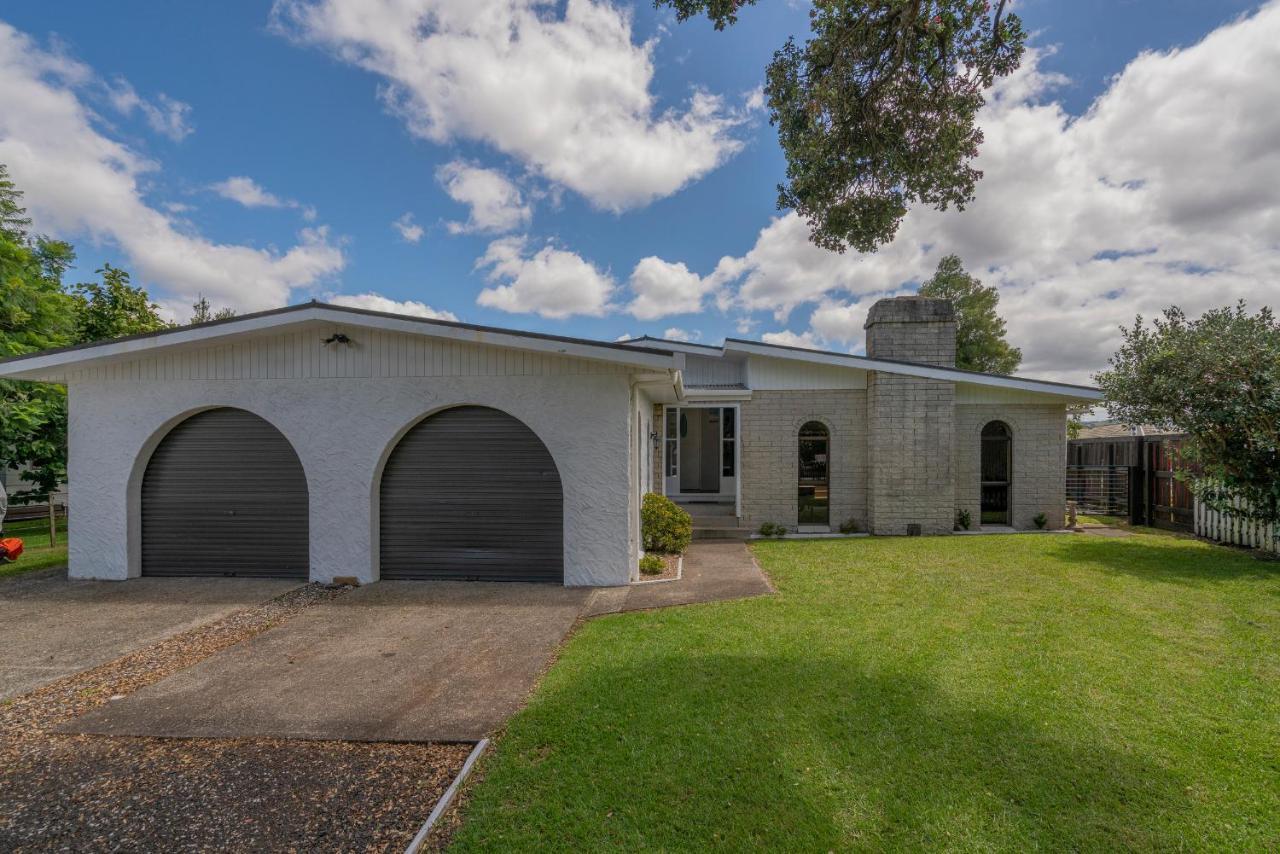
838;517;862;534
1033;512;1048;530
639;553;665;575
641;493;692;554
955;508;972;531
758;522;787;538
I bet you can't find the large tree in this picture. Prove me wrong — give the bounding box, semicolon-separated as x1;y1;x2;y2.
660;0;1025;253
0;171;78;523
1096;303;1280;528
918;254;1020;374
2;167;170;529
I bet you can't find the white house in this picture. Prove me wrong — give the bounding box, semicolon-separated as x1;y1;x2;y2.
0;297;1101;586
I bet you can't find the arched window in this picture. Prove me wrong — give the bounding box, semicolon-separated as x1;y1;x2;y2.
798;421;830;526
980;421;1012;525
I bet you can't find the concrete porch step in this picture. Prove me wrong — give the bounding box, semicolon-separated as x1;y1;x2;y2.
692;526;752;541
689;514;740;527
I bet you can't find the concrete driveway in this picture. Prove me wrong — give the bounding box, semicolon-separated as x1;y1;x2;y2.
67;580;591;742
0;569;296;701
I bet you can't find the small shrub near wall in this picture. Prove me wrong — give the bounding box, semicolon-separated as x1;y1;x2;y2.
639;554;665;575
641;493;692;554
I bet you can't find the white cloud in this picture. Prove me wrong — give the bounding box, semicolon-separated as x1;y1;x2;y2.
211;176;286;208
0;23;344;312
662;327;700;342
626;256;713;319
475;235;614;318
329;292;457;320
392;212;425;243
436;160;531;234
708;6;1280;384
106;77;194;142
273;0;747;210
760;329;820;349
211;176;317;220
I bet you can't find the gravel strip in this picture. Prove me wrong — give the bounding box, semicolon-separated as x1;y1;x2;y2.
0;583;470;851
0;735;470;852
0;583;343;737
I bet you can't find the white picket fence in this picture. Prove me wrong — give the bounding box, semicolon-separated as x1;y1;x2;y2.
1194;496;1280;554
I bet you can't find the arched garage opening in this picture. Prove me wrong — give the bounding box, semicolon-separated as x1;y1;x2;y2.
379;406;563;582
141;407;309;577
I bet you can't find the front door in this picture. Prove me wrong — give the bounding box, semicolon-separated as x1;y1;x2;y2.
663;406;737;501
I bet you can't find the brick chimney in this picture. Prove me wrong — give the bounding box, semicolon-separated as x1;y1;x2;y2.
864;297;956;367
863;296;957;536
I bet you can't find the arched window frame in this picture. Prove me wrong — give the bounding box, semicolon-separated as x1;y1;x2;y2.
797;420;831;527
980;420;1013;526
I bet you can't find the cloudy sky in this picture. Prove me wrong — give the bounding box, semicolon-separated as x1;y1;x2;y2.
1;0;1275;384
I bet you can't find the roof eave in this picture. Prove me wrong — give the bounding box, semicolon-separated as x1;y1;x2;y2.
0;304;679;381
722;338;1103;402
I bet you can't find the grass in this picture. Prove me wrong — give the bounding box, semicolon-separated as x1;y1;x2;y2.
450;531;1280;851
1077;513;1131;528
1;515;69;578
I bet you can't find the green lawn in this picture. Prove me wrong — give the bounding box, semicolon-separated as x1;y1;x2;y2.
451;531;1280;851
1;516;69;578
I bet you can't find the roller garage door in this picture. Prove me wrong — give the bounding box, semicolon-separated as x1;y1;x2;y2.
380;406;563;581
141;408;309;578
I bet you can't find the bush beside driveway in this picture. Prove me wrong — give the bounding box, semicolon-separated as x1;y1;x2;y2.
449;531;1280;851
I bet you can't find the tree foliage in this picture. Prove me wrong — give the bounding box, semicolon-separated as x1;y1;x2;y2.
659;0;1025;252
0;164;32;243
1096;303;1280;527
918;254;1020;374
0;173;78;506
72;263;169;343
190;294;237;325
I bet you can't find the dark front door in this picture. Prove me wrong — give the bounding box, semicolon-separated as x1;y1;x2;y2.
141;408;309;578
379;406;563;582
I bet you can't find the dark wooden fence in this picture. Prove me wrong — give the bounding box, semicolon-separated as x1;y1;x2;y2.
1066;434;1194;531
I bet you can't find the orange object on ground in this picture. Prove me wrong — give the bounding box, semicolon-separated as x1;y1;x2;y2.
0;538;22;562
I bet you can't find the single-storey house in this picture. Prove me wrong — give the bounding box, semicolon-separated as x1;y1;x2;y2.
0;295;1101;586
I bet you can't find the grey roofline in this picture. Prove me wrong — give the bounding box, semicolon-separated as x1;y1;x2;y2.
722;337;1102;395
618;335;725;352
0;300;674;369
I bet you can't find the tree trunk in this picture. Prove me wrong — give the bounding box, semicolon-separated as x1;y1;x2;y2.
48;501;57;546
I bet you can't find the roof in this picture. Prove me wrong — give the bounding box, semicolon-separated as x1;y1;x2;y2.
0;300;1103;402
0;302;680;381
1074;422;1180;440
737;339;1103;401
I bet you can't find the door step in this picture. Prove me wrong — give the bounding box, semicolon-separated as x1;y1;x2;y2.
692;526;752;541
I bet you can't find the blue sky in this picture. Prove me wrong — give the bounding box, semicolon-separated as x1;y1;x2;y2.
1;1;1275;383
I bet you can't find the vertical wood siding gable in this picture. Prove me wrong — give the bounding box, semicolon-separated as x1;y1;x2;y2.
64;329;634;382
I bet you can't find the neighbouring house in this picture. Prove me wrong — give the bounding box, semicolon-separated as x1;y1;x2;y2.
0;296;1100;586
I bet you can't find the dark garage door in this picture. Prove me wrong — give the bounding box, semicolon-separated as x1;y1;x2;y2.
380;406;563;582
141;408;309;578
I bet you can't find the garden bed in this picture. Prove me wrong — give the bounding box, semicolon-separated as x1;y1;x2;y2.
636;552;681;583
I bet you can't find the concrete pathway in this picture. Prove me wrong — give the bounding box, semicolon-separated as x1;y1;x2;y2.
584;541;772;617
65;581;590;743
0;569;295;701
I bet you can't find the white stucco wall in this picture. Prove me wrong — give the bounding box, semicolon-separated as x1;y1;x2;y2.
67;364;637;587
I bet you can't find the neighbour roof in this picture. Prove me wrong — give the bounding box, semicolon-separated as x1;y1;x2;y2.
1074;422;1177;440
